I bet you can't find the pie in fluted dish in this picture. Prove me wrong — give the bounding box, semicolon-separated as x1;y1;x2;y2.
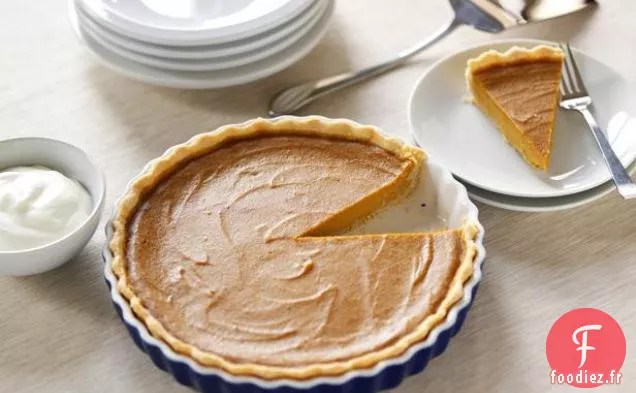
466;45;564;170
110;117;478;380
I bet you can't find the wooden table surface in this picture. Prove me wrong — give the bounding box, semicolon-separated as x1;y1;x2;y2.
1;1;634;392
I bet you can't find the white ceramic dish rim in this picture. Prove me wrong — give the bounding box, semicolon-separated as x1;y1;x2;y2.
74;0;324;60
461;161;636;212
0;137;106;256
466;182;610;212
408;134;636;213
78;0;327;72
69;0;335;89
76;0;315;46
102;116;486;389
407;38;636;199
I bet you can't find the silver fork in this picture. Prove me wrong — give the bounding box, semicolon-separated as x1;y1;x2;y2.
559;42;636;200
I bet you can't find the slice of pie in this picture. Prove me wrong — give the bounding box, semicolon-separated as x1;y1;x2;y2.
110;117;479;379
466;45;564;170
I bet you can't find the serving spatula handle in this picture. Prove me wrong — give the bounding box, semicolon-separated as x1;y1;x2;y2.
267;18;460;117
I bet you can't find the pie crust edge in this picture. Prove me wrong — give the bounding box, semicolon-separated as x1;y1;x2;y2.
466;44;564;77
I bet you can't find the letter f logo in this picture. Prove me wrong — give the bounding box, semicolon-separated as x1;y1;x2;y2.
573;324;602;368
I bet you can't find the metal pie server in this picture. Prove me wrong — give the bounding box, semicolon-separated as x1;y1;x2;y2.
268;0;596;117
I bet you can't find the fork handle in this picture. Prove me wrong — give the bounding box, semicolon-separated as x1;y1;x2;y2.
580;108;636;199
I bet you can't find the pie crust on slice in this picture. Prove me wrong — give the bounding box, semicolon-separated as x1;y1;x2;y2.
466;45;564;170
110;117;478;380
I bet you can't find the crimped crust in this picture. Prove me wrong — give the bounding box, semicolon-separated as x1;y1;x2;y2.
466;45;564;79
109;116;478;380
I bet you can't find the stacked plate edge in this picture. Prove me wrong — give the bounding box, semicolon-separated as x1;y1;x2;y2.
69;0;335;88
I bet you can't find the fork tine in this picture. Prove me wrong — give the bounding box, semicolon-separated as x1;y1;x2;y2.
561;42;578;93
559;78;568;97
564;43;586;93
559;43;576;96
561;42;587;94
558;45;573;96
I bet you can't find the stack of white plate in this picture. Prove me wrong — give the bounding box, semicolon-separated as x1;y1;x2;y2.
69;0;334;89
409;40;636;212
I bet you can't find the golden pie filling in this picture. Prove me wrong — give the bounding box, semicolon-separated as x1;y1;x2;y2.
111;119;478;379
466;45;564;170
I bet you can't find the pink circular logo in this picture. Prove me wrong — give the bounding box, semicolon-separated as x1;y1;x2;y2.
546;308;626;388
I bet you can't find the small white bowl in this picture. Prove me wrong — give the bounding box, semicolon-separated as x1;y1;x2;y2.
0;138;105;276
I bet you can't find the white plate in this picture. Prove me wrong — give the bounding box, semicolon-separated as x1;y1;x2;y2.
69;0;334;89
75;0;323;59
77;0;326;72
461;162;636;212
77;0;315;46
409;39;636;198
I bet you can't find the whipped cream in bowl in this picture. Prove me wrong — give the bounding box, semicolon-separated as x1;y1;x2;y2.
0;138;105;276
0;166;93;251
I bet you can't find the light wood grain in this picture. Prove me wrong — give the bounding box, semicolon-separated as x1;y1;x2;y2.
1;1;634;392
